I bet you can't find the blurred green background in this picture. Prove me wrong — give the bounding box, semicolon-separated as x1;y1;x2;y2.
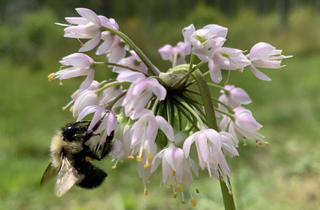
1;0;320;209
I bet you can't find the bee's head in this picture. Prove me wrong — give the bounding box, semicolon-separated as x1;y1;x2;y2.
62;125;88;142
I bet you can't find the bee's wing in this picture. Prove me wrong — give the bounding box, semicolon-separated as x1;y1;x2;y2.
40;163;58;186
55;157;84;197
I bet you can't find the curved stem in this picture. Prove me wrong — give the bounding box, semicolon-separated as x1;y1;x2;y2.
102;27;160;76
93;62;150;77
192;69;236;210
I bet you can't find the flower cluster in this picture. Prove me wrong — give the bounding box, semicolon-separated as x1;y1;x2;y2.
48;8;291;206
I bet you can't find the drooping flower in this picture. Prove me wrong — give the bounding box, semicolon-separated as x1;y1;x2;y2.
158;42;191;66
77;105;118;148
137;140;158;196
122;78;167;119
183;24;228;51
208;47;251;83
151;146;199;205
220;107;264;142
130;113;174;161
217;85;252;115
72;90;99;118
50;53;95;91
183;129;236;191
114;51;148;82
248;42;292;81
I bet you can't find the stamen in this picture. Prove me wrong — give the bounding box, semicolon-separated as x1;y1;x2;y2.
181;201;186;204
112;166;116;169
259;141;262;145
169;184;173;189
69;105;74;112
62;106;66;111
265;142;269;146
221;178;225;183
128;155;134;159
255;145;259;148
228;190;232;195
190;198;197;207
172;170;176;176
47;73;55;81
196;189;199;193
144;163;151;168
173;192;177;198
147;152;153;162
142;149;146;158
279;66;282;70
144;188;148;196
176;185;183;192
136;156;142;162
59;80;63;86
236;67;242;72
243;143;247;147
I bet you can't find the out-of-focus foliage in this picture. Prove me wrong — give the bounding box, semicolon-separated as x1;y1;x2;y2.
1;1;320;210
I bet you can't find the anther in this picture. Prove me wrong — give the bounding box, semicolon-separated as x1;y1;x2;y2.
128;155;134;159
144;163;151;168
147;152;153;162
172;170;176;176
191;198;197;207
69;105;74;112
144;188;148;196
48;73;54;81
243;143;247;147
221;178;225;183
196;189;199;193
176;185;183;192
62;106;66;111
228;190;232;195
265;142;269;146
136;156;142;162
173;192;177;198
112;166;116;169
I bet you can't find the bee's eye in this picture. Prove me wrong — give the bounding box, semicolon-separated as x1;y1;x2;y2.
62;126;87;141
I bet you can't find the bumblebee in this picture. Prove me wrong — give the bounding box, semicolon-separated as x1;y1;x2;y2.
41;114;114;197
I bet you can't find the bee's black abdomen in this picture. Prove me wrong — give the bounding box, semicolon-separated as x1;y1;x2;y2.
76;161;108;189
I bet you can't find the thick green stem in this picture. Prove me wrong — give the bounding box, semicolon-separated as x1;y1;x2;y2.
192;69;236;210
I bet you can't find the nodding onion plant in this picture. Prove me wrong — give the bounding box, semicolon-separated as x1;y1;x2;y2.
48;8;291;209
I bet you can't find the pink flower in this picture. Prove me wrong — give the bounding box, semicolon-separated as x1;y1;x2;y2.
54;53;95;91
131;113;174;160
220;107;264;141
137;141;158;194
77;105;118;145
183;129;236;191
99;82;124;111
151;146;199;204
209;47;251;83
183;24;228;50
248;42;292;81
122;78;167;119
158;42;191;66
72;90;99;118
64;8;121;55
113;51;147;82
218;85;251;115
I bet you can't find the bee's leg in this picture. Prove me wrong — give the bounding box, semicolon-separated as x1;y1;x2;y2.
73;121;91;126
100;130;114;159
84;111;109;142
